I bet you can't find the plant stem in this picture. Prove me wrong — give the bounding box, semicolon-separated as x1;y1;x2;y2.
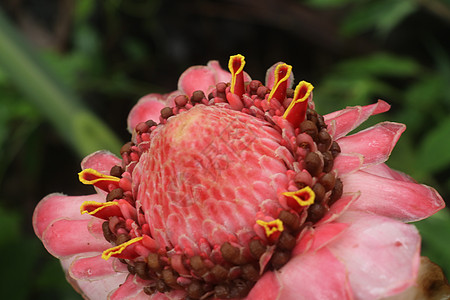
0;9;122;158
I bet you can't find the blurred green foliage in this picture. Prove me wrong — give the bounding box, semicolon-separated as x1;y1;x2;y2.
0;0;449;298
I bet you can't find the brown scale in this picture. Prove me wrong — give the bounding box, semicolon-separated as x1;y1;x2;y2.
191;90;206;103
143;285;155;295
270;250;291;270
134;261;150;280
320;173;336;191
162;268;181;289
278;210;301;233
277;231;296;251
248;239;266;260
215;82;227;99
102;80;345;299
187;280;205;299
305;151;323;177
115;233;131;245
330;141;341;158
322;151;334;173
220;242;248;265
146;119;158;128
160;107;174;119
318;128;332;152
229;279;251;298
135;122;150;134
101;221;115;243
329;178;343;206
120;141;134;155
147;252;162;272
109;165;123;178
295;108;343;223
155;279;168;293
300;120;319;141
312;183;326;203
306;204;328;223
190;255;207;274
106;188;123;202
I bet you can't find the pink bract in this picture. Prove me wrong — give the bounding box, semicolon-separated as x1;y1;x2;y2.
33;55;445;300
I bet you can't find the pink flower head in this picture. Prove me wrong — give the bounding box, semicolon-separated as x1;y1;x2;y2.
33;54;445;300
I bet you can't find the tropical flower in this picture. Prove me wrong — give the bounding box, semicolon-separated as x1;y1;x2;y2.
33;54;445;300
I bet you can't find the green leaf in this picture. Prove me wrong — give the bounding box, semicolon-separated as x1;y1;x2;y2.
417;117;450;173
0;206;21;245
404;75;444;110
72;111;122;156
386;135;425;180
341;0;417;36
335;53;421;77
428;41;450;104
304;0;356;8
314;74;395;114
35;256;82;300
74;0;96;22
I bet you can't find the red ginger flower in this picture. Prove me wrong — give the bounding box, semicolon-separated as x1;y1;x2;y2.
33;55;445;300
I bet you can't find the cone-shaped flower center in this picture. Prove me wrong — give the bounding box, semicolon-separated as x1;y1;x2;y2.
135;105;288;250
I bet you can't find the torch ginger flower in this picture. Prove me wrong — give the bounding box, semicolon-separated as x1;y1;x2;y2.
33;54;445;300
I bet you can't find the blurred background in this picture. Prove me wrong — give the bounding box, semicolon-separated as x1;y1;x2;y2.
0;0;449;299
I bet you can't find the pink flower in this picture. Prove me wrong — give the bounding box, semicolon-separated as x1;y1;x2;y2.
33;55;445;300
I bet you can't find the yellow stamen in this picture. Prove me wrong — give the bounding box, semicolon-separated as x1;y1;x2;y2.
78;168;120;185
282;81;314;120
228;54;246;95
78;168;120;192
282;186;315;206
267;63;292;103
256;219;284;238
80;200;120;217
101;236;143;260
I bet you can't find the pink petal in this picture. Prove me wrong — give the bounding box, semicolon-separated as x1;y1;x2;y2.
177;60;251;97
330;211;421;299
60;253;128;299
208;60;251;84
81;150;121;173
337;122;405;167
247;271;281;300
342;170;445;222
177;65;218;97
76;271;128;300
249;247;353;300
293;222;349;255
33;193;101;239
317;192;361;225
41;218;110;257
363;163;414;182
207;60;232;83
69;254;127;280
108;274;143;300
325;100;391;139
333;153;364;175
127;93;173;132
264;62;295;89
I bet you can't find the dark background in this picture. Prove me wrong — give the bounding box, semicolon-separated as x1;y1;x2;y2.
0;0;449;299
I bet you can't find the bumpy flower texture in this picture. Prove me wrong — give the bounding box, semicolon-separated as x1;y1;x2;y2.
33;55;445;300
